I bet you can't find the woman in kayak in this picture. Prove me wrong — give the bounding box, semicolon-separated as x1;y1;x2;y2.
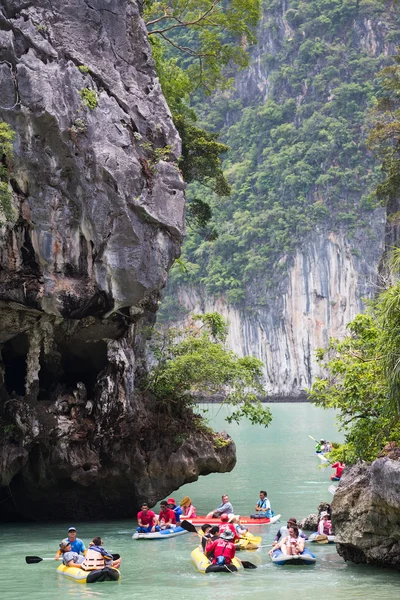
274;517;307;542
269;525;305;556
318;512;333;535
180;496;197;518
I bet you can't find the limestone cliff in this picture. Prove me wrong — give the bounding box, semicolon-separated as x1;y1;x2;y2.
332;457;400;568
0;0;235;521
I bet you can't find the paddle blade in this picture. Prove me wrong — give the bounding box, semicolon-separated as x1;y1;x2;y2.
240;560;257;569
25;556;43;564
111;554;120;560
180;520;198;534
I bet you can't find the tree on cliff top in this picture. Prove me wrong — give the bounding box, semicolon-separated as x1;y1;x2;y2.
145;312;272;427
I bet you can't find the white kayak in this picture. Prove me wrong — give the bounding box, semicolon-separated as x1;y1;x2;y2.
132;526;188;540
316;452;328;463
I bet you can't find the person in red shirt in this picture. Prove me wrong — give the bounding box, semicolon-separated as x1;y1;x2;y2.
157;500;177;529
136;503;159;533
206;529;236;565
331;461;345;480
218;514;239;541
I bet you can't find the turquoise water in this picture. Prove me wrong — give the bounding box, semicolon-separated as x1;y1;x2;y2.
1;404;399;599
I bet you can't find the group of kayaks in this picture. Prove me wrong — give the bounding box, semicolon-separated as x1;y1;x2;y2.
131;514;336;573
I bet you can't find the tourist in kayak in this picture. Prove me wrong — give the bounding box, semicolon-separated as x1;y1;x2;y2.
274;518;307;542
158;500;177;529
136;502;160;533
58;540;85;567
81;537;121;570
269;525;305;556
167;497;182;523
318;511;333;535
55;527;86;559
315;439;325;454
206;494;233;518
331;461;345;480
219;514;239;540
206;529;236;565
229;515;249;537
180;495;197;518
252;490;272;518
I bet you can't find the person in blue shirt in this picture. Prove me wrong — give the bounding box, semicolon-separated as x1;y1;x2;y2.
55;527;86;559
167;497;182;523
254;490;272;518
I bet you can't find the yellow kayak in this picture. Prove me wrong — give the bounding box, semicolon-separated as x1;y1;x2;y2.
190;547;243;574
235;532;262;551
57;563;120;583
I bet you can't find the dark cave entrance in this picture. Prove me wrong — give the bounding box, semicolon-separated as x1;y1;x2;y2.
1;333;29;396
60;340;108;398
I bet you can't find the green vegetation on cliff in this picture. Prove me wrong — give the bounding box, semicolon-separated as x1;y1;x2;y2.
167;0;400;305
145;313;272;427
0;121;15;224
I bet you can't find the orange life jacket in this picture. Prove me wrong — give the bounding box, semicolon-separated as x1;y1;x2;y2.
81;548;105;571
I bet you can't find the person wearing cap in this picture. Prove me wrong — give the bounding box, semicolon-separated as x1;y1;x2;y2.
157;500;177;529
206;529;236;565
55;527;86;560
58;540;86;567
273;518;307;543
218;514;239;540
206;494;234;519
318;512;333;536
167;497;183;523
180;496;197;519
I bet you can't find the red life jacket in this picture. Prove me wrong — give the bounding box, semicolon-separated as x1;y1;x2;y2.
211;539;236;564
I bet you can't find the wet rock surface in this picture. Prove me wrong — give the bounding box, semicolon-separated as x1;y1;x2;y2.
332;458;400;568
0;0;235;520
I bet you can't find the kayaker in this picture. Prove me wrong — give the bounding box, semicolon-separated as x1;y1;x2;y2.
167;497;183;523
274;518;307;542
55;527;86;559
158;500;177;529
81;537;121;570
252;490;272;518
180;495;197;518
318;512;333;535
229;515;249;537
136;502;160;533
270;525;305;556
206;529;236;565
206;494;234;518
315;439;324;454
219;514;238;540
58;540;85;567
331;461;345;480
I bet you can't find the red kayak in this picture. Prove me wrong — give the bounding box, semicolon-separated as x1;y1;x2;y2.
183;514;280;527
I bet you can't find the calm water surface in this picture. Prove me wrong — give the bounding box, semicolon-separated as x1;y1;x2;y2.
1;404;398;599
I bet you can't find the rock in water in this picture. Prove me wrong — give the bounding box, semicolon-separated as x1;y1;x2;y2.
332;458;400;568
0;0;236;520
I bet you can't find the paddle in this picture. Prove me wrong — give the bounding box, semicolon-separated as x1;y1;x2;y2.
180;521;257;569
26;553;120;564
308;435;317;442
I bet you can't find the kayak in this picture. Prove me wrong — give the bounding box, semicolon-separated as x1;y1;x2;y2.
185;514;281;527
308;532;335;543
235;532;262;551
132;526;188;540
57;564;120;583
270;548;316;566
190;547;243;574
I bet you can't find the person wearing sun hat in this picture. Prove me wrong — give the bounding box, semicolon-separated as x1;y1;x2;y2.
180;495;197;518
273;517;307;543
167;497;183;523
55;527;86;560
318;511;333;536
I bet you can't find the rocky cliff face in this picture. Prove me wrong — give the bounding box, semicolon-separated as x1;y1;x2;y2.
0;0;235;521
332;456;400;568
174;225;385;396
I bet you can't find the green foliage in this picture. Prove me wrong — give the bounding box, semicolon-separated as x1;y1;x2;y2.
144;0;261;92
78;65;90;74
0;121;16;223
79;88;98;109
146;313;272;427
309;269;400;463
168;0;400;303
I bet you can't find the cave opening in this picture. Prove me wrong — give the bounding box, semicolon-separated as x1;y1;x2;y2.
1;333;29;397
60;340;108;398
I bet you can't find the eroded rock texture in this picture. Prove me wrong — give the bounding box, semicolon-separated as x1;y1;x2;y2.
332;458;400;568
0;0;235;521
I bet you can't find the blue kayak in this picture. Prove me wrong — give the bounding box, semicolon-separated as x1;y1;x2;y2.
132;526;188;540
270;548;316;565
